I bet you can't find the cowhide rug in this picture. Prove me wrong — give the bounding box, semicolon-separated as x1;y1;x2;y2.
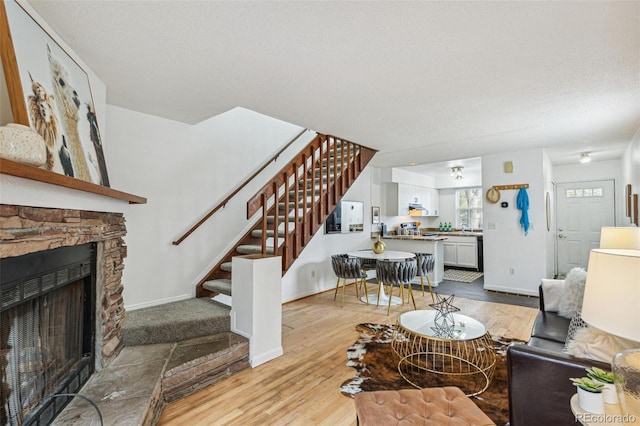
341;323;521;426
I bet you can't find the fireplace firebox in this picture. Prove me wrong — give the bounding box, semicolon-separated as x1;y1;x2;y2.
1;244;96;426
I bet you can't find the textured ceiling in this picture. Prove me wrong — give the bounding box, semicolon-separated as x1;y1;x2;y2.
26;1;640;168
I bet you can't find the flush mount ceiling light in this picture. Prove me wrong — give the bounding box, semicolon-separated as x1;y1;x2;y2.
579;152;591;164
451;166;464;180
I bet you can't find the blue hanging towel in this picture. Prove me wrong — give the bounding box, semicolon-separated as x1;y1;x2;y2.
516;187;530;235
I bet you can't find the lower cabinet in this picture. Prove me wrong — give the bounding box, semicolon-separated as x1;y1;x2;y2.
443;236;478;270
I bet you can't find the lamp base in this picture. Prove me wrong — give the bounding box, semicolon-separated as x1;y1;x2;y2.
612;349;640;418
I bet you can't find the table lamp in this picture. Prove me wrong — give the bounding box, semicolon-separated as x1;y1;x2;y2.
581;248;640;417
599;227;640;249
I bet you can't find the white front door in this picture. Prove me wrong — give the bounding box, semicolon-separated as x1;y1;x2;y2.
556;180;615;276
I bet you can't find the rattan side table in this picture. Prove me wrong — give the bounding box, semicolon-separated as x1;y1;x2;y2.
391;310;497;396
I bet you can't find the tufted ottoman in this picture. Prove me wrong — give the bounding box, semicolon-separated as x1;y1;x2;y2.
353;386;495;425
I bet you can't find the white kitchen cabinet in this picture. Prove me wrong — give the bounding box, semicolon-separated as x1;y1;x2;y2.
443;242;457;265
386;183;440;217
442;236;478;269
456;242;477;268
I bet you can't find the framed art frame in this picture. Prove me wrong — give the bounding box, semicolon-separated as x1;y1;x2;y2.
626;184;632;218
0;0;110;187
371;206;380;224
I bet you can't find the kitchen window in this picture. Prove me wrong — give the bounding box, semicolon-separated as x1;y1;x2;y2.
456;187;483;229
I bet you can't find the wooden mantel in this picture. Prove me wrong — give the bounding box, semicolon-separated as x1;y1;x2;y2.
0;158;147;204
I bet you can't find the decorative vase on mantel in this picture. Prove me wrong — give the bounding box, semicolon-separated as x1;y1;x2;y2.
372;234;386;254
0;123;47;167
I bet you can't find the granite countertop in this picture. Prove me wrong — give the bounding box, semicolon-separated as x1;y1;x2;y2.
376;230;483;241
382;235;448;241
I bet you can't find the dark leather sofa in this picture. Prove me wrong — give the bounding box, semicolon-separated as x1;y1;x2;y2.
506;285;609;426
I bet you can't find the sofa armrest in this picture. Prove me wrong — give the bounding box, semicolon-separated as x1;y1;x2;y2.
507;343;610;426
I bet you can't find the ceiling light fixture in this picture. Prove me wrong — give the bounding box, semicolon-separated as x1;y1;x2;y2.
579;152;591;164
451;166;464;180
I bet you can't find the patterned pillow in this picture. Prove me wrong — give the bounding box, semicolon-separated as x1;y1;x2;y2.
564;312;588;349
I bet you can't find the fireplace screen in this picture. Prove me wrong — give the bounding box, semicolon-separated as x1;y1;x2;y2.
1;281;84;424
0;244;95;426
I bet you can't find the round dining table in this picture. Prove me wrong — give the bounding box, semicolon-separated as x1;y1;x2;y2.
347;250;416;306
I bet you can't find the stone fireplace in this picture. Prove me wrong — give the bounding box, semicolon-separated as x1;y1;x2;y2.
0;204;127;424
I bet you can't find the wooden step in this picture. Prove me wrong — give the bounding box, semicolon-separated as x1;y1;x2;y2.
162;332;249;402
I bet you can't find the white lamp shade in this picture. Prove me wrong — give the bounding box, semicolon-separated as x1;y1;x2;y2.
581;249;640;342
600;227;640;250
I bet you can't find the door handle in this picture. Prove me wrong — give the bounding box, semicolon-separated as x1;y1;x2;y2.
558;234;567;239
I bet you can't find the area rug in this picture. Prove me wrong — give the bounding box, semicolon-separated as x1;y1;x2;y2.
443;268;484;283
340;323;522;426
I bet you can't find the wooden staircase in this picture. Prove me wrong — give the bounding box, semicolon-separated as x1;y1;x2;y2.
197;133;376;300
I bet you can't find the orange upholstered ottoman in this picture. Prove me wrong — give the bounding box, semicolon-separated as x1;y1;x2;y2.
353;386;495;425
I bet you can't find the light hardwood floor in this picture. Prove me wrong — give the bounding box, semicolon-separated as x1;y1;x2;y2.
158;284;538;426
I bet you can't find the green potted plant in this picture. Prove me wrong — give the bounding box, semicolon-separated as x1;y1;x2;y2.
570;377;604;414
586;367;618;404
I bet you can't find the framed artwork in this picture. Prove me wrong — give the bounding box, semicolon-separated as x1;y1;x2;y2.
0;0;110;186
626;184;632;218
371;206;380;224
634;194;639;227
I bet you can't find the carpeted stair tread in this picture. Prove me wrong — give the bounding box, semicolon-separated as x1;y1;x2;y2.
251;229;286;238
202;279;231;295
237;244;275;255
122;298;231;346
220;262;232;272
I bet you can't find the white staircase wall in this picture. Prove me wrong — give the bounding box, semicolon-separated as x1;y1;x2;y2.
104;105;317;310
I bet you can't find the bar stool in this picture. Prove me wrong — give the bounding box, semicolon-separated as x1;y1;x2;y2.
331;254;368;307
415;252;435;302
376;258;417;315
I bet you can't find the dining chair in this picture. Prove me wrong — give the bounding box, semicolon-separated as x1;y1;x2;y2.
376;258;417;315
415;252;436;302
331;254;368;307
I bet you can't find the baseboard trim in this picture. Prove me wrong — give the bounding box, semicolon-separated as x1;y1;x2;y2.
125;293;192;311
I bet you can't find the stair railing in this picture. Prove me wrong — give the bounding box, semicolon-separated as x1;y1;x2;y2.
172;128;308;245
247;134;376;271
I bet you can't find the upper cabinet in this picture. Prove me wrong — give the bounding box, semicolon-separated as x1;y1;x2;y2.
385;183;439;217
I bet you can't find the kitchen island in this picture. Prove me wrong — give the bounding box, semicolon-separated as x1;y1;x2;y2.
379;235;446;286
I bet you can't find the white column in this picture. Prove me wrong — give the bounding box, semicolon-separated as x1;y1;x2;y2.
231;254;283;367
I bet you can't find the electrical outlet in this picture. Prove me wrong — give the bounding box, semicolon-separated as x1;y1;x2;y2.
509;267;515;276
487;223;496;230
311;270;315;278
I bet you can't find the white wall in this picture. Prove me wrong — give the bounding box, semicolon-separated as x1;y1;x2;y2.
481;149;548;296
105;106;314;309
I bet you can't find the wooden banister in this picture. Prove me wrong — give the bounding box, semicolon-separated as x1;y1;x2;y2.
173;128;308;245
246;134;377;271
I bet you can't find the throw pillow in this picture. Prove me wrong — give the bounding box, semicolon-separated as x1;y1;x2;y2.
565;327;640;363
565;312;588;345
540;279;565;312
557;267;587;318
